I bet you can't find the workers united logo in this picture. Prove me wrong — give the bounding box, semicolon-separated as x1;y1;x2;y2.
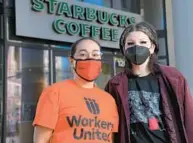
66;97;114;142
84;97;100;115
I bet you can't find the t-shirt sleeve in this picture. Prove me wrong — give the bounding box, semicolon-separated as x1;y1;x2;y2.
33;85;59;130
111;99;119;132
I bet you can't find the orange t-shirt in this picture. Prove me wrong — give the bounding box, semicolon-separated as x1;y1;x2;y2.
33;80;119;143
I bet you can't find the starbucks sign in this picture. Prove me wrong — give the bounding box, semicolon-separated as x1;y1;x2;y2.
15;0;142;48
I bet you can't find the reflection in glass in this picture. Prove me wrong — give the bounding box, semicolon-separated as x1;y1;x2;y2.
55;56;73;82
158;38;166;56
113;56;125;75
96;62;112;89
158;59;167;65
83;0;112;8
103;0;112;8
6;46;49;143
121;0;141;13
0;45;3;140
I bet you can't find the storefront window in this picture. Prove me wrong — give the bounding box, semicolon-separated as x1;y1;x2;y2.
95;52;114;89
113;55;125;75
143;0;165;30
158;38;166;57
83;0;112;8
0;44;3;141
6;45;49;143
121;0;141;13
54;56;73;82
0;15;3;40
5;0;14;7
158;59;167;65
103;0;112;8
0;5;4;140
96;62;112;89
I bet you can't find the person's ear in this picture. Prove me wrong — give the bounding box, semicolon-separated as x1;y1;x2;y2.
68;57;74;65
150;44;155;54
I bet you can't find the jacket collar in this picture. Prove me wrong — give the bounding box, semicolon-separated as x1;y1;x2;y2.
111;63;162;85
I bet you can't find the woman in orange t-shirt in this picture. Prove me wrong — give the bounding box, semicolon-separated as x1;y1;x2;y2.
33;37;119;143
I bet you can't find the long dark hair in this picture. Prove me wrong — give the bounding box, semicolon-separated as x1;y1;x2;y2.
119;21;159;74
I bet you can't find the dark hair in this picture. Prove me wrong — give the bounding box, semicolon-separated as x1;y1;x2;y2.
120;21;159;55
119;21;159;74
70;37;101;57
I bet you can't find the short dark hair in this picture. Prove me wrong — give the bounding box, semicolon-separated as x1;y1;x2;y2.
119;21;159;55
70;37;101;57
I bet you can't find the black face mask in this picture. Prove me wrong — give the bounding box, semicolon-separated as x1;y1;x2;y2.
125;45;150;65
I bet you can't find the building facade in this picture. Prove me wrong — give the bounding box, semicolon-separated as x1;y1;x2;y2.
0;0;171;142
